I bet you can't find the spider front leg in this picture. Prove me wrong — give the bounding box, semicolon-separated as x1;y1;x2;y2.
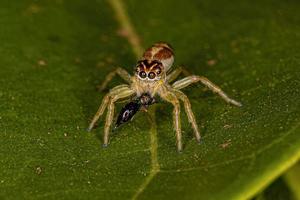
87;84;135;146
174;90;201;143
159;90;182;152
87;94;110;132
172;75;242;107
87;84;132;131
98;67;132;91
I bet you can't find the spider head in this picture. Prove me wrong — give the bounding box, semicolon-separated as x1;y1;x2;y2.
135;59;164;81
135;42;174;81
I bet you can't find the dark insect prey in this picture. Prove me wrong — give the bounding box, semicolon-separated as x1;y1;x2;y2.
115;93;156;128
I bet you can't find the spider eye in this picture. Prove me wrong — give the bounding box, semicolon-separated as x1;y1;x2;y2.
139;71;146;78
148;72;156;79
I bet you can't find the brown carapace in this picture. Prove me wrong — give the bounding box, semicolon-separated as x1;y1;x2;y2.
88;42;242;152
142;42;174;71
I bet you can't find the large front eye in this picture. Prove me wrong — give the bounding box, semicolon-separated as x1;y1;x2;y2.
148;72;156;79
139;71;146;78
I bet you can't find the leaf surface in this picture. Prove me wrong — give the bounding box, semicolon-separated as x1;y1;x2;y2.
0;0;299;199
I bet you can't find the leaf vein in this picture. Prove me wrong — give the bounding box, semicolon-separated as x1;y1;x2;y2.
107;1;160;199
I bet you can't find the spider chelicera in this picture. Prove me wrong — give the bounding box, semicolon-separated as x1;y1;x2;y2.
87;42;241;152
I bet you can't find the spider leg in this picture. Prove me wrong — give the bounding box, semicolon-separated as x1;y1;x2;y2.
87;84;134;132
98;67;132;91
159;89;182;152
103;86;135;146
172;75;242;107
166;67;190;83
174;89;201;143
87;94;110;132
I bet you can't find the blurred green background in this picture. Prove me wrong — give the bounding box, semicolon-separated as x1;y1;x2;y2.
0;0;299;199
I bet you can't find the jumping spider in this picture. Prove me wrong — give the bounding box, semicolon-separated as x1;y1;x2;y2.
87;42;241;152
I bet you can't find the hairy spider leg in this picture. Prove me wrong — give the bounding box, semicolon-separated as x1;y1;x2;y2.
159;89;182;152
87;95;110;132
172;75;242;107
88;85;135;146
98;67;132;91
87;84;133;131
174;90;201;143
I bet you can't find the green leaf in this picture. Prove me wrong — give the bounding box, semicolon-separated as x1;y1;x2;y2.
253;177;295;200
284;162;300;200
0;0;299;200
251;162;300;200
